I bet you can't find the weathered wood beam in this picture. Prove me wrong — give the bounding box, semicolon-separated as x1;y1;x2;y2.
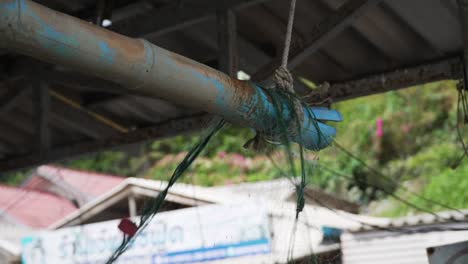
6;58;127;94
0;79;124;142
304;57;462;104
34;82;51;156
217;8;238;77
50;0;84;13
109;0;270;38
0;121;30;153
0;114;212;172
28;70;126;93
0;83;30;113
49;91;126;139
0;71;128;140
252;0;381;81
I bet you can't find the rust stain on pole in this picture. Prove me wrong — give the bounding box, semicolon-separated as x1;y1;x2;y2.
0;0;341;151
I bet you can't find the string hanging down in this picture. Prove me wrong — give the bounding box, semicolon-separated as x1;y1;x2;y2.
281;0;297;69
273;0;297;94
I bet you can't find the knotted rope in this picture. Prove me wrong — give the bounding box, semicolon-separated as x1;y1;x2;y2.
244;0;307;219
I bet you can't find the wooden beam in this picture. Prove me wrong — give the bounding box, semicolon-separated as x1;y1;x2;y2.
0;84;30;113
0;122;30;153
182;25;311;93
128;195;137;218
304;57;462;104
1;79;124;141
217;8;238;77
0;114;213;173
34;82;51;156
252;0;381;81
7;58;127;93
49;91;126;139
109;0;270;38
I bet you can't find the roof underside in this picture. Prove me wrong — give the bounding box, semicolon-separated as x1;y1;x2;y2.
0;0;464;171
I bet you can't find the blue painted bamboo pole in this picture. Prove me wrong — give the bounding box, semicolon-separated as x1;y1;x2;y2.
0;0;341;150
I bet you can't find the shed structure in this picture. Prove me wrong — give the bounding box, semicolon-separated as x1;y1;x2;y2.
341;210;468;264
0;0;466;171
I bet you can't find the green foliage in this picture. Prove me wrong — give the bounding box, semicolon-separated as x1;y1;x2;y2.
0;170;31;186
378;141;468;217
150;125;255;158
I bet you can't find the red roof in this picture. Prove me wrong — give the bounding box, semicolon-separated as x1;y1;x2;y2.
4;166;125;228
31;165;124;198
0;185;77;228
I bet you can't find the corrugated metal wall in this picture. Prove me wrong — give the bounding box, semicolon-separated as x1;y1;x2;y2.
341;229;468;264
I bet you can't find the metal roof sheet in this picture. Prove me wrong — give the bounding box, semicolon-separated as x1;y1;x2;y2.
0;185;77;228
349;209;468;232
0;0;465;170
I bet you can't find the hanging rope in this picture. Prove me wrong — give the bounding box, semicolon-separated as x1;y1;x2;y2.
281;0;297;70
245;0;309;220
275;0;307;219
243;0;301;149
274;0;297;93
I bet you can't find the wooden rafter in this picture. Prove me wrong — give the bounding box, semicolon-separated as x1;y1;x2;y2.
252;0;382;81
0;114;212;172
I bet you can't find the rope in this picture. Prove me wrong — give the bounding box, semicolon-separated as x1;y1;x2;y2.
277;0;306;219
281;0;297;69
274;0;297;93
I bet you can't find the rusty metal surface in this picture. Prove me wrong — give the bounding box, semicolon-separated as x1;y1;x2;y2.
305;57;462;104
0;0;340;153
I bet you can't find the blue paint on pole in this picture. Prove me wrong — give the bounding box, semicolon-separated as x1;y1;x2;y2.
37;25;78;58
189;70;233;111
14;0;78;58
0;1;17;11
0;0;342;151
98;42;116;64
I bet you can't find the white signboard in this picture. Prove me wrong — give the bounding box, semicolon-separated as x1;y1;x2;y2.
22;203;271;264
428;240;468;264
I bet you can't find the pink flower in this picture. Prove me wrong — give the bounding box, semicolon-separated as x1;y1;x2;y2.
218;151;227;158
376;118;384;138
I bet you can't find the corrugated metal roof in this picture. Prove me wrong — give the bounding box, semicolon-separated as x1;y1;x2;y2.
34;165;124;197
0;0;465;170
342;209;468;264
0;185;77;228
342;230;468;264
349;209;468;232
21;165;125;207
